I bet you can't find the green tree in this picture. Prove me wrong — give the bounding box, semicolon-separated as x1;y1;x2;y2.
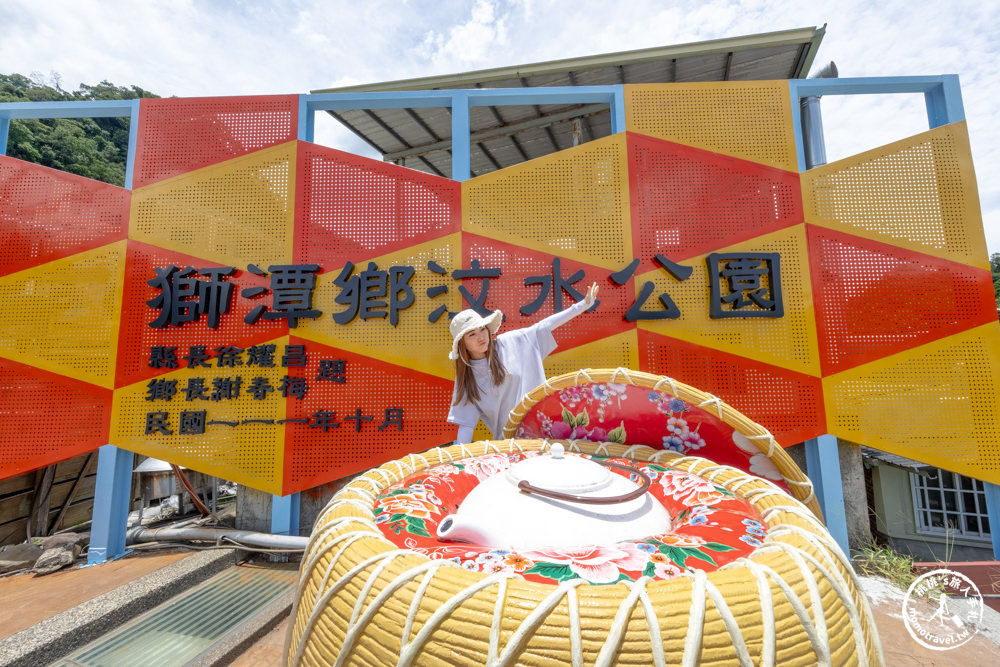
1;73;158;186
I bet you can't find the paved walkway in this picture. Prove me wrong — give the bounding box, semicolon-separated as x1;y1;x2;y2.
4;554;1000;665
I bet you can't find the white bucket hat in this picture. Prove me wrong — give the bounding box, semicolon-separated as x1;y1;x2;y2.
448;308;503;360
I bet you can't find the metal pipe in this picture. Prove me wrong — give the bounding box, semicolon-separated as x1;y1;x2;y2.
126;525;309;550
800;61;839;170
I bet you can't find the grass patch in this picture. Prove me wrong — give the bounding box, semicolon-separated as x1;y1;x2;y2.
854;542;916;589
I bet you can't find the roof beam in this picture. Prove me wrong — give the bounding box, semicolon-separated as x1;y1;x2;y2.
381;103;609;161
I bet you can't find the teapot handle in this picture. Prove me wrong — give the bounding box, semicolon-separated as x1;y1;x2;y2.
516;459;652;505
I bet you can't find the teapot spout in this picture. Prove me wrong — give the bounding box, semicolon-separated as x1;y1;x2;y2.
436;514;505;548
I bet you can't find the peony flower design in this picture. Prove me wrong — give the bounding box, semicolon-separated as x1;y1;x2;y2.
520;543;649;584
659;472;728;507
462;453;514;481
378;494;441;520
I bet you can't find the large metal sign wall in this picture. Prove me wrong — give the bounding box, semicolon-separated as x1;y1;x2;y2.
1;82;998;495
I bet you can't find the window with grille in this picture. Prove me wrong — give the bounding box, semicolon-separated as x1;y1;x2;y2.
911;469;991;541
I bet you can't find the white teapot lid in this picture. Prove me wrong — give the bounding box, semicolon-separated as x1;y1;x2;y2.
505;443;612;495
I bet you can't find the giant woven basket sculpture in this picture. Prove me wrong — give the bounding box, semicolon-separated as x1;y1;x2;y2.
503;367;821;517
286;437;883;665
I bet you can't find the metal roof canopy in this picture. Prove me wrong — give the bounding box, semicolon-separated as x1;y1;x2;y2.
311;26;825;178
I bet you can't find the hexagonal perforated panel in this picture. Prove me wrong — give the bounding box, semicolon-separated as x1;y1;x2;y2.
132;95;298;188
801;122;988;267
625;82;799;172
0;156;129;278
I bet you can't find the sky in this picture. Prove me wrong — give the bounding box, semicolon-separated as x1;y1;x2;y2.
2;0;998;257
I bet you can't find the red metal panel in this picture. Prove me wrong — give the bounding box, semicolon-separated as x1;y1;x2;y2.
807;225;998;375
462;233;636;352
115;240;287;388
627;133;803;269
294;143;460;268
281;337;455;493
0;357;111;480
132;95;298;188
638;329;825;446
0;155;129;277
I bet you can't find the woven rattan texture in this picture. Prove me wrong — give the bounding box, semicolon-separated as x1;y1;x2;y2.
114;240;287;388
132;95;298;188
639;331;826;446
628;133;803;266
111;353;287;494
824;325;1000;479
801;122;988;268
0;357;112;479
636;225;820;376
130;142;295;269
0;156;130;277
298;234;460;380
295;144;460;267
288;440;880;665
282;339;455;490
0;241;125;388
462;134;632;269
462;234;632;352
808;226;997;374
624;82;799;172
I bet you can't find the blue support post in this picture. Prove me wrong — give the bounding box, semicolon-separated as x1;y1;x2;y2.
88;445;134;565
0;117;8;155
298;94;315;143
124;99;140;190
610;87;627;135
271;492;300;537
450;92;470;182
804;434;850;555
983;482;1000;560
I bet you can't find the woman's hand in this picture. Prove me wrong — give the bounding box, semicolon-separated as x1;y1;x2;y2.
584;281;599;307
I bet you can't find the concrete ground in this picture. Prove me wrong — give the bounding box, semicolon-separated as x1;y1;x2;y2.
4;550;1000;665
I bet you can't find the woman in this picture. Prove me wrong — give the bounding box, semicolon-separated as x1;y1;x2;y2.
447;282;599;444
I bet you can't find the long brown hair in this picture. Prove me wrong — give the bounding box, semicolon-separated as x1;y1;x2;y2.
453;334;507;405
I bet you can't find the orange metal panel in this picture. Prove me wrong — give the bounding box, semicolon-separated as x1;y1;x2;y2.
0;155;130;277
281;336;455;494
0;241;125;388
801;122;989;269
544;329;641;380
130;142;296;269
110;336;290;494
823;324;1000;484
0;357;111;480
296;234;462;380
462;134;632;270
132;95;298;188
624;82;799;172
635;225;821;376
808;225;997;375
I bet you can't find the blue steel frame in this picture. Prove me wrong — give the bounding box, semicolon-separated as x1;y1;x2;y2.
0;99;141;188
789;75;965;172
299;86;628;182
3;77;994;562
789;75;1000;559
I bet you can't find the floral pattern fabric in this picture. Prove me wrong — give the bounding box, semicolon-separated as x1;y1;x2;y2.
373;451;767;586
514;383;791;493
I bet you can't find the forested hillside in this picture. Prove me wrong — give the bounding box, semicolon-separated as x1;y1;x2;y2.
1;73;157;186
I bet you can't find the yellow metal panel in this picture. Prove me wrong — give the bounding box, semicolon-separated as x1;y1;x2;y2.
636;225;820;376
624;82;799;172
544;329;640;379
462;135;632;270
801;122;989;269
296;233;461;379
0;241;125;388
824;324;1000;484
110;336;288;495
130;141;296;269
